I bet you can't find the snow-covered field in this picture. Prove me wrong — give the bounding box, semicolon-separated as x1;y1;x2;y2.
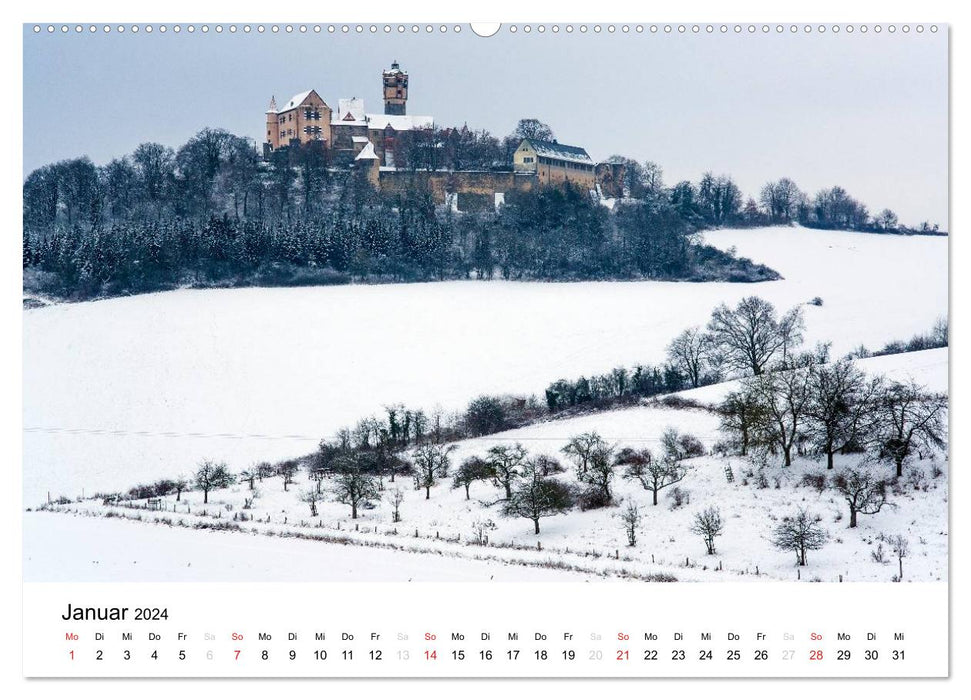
22;511;591;583
31;348;947;583
23;226;947;505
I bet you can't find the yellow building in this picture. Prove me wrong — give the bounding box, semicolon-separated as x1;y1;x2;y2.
265;89;332;152
513;138;596;188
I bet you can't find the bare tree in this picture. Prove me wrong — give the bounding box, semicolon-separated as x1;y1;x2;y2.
451;456;493;500
690;506;724;555
300;489;319;517
706;296;804;376
759;177;805;223
618;446;687;506
386;487;405;523
771;507;829;566
874;209;899;232
806;359;882;469
577;439;616;503
660;427;705;462
875;381;948;478
750;366;813;467
718;387;766;456
277;460;299;492
562;432;609;481
891;534;909;581
194;460;233;504
413;443;457;499
832;465;890;528
486;443;528;499
470;519;497;545
512;118;555;142
239;468;257;491
666;326;716;388
306;461;328;494
331;459;379;519
255;462;275;481
173;476;189;502
620;502;642;546
501;460;573;535
932;316;948;347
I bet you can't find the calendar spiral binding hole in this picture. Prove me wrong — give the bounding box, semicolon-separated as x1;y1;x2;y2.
33;23;939;36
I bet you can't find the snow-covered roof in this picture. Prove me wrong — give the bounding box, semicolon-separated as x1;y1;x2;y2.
520;138;593;165
354;142;379;161
268;90;321;113
336;97;366;123
366;113;434;132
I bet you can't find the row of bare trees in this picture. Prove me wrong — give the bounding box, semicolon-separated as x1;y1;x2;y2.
719;359;947;476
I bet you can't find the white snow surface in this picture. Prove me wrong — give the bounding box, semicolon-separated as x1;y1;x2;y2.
34;345;947;583
23;226;947;506
23;511;590;582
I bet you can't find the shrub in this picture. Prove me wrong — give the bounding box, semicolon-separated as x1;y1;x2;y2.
576;485;612;511
464;395;508;436
679;433;706;458
800;472;828;493
667;486;690;510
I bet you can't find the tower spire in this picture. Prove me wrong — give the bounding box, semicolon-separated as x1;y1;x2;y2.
382;61;408;116
268;95;278;112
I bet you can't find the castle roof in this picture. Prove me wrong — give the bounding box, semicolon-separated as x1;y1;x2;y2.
355;142;379;161
336;97;367;124
521;138;593;165
268;90;323;113
366;113;434;132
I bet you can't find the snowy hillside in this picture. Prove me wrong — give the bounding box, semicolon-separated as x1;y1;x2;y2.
23;226;947;505
30;349;948;584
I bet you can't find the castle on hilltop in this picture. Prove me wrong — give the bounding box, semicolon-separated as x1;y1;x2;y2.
265;61;434;168
264;61;623;210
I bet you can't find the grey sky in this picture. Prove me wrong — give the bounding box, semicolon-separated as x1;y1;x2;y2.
23;25;948;228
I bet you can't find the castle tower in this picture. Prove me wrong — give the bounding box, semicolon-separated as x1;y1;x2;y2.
382;60;408;116
265;96;280;150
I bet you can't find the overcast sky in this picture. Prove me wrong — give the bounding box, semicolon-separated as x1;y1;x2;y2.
23;25;948;228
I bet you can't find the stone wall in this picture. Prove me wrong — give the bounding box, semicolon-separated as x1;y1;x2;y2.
377;170;537;207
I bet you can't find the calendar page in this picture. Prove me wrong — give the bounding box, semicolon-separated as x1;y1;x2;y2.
19;13;950;684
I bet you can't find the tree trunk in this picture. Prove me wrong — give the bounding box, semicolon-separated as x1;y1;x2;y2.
827;451;834;470
203;489;209;504
895;457;904;478
783;446;792;467
652;489;658;506
425;486;431;500
504;482;512;499
533;519;540;535
464;485;470;500
849;508;857;528
352;503;358;519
